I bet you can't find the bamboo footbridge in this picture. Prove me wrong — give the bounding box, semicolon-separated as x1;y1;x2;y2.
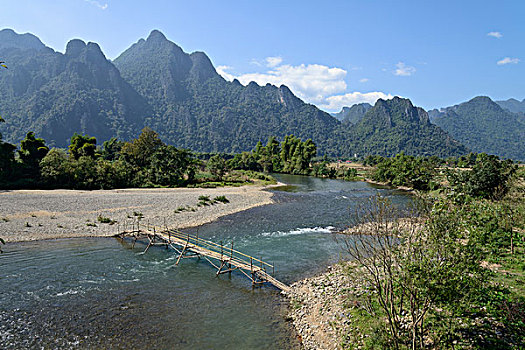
114;223;290;292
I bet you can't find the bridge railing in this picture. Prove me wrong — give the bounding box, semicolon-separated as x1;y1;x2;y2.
142;223;274;270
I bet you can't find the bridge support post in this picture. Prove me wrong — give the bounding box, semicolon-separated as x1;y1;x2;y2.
229;242;233;276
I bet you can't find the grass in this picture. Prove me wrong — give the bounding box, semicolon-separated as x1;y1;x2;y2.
214;195;229;203
198;195;212;206
86;222;97;227
97;215;117;225
132;211;144;220
490;246;525;297
174;205;197;213
290;298;303;310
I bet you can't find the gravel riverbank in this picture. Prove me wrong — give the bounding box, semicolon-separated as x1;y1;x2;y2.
284;262;357;350
0;185;279;243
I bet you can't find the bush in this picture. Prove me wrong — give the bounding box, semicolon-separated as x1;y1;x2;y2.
372;153;437;190
97;215;116;225
214;195;229;203
447;153;517;199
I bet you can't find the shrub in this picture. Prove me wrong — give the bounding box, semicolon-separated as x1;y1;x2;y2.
447;153;517;199
214;195;229;203
198;195;211;202
97;215;116;224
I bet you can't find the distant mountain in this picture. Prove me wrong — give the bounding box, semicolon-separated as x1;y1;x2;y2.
0;29;469;159
0;28;45;51
341;97;468;158
332;103;372;124
430;96;525;160
0;29;148;146
114;30;343;154
496;98;525;114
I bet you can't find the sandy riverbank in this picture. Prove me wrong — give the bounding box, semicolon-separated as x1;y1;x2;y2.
0;184;281;243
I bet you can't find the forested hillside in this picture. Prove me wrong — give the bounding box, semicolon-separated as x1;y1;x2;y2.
1;29;471;159
429;96;525;160
496;97;525;114
0;29;148;147
113;30;342;154
331;103;371;124
340;97;468;158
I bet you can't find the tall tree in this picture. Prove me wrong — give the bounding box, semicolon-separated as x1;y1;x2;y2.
120;127;163;168
0;117;16;184
206;154;228;181
18;132;49;177
68;133;97;160
101;137;124;161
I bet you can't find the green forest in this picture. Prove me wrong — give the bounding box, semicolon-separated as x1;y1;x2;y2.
0;125;319;189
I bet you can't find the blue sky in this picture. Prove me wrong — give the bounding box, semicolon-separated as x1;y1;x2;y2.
1;0;524;112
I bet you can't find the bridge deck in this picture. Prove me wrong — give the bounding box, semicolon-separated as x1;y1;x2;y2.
115;223;290;292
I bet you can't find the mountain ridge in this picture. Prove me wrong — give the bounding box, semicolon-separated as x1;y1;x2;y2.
429;96;525;160
343;97;468;158
1;28;470;159
332;103;372;124
496;97;525;114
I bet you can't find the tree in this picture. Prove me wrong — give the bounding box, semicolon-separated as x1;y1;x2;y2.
18;132;49;179
120;127;163;168
206;154;228;181
280;135;316;174
266;136;282;172
0;117;17;184
40;148;71;187
68;133;97;160
372;153;438;190
448;153;517;199
148;145;195;186
101;137;124;161
0;140;16;184
344;195;485;349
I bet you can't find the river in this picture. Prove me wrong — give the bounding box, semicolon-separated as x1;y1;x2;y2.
0;174;409;349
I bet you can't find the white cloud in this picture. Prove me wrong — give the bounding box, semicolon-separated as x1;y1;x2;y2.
84;0;108;10
487;31;503;39
265;56;283;67
217;58;393;112
220;62;347;104
394;62;416;76
250;59;263;66
320;92;394;111
216;66;236;81
497;57;520;65
359;78;369;83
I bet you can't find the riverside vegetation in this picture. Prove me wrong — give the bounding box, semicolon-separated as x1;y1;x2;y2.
0;125;323;189
289;153;524;349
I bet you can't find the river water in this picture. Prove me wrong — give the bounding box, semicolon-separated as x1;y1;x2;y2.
0;174;409;349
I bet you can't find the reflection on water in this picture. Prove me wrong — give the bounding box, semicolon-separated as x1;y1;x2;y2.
0;174;409;349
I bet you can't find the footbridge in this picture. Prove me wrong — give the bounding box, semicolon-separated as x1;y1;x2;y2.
115;223;290;292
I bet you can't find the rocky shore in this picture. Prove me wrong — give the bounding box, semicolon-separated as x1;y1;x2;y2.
0;185;278;243
284;262;357;350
